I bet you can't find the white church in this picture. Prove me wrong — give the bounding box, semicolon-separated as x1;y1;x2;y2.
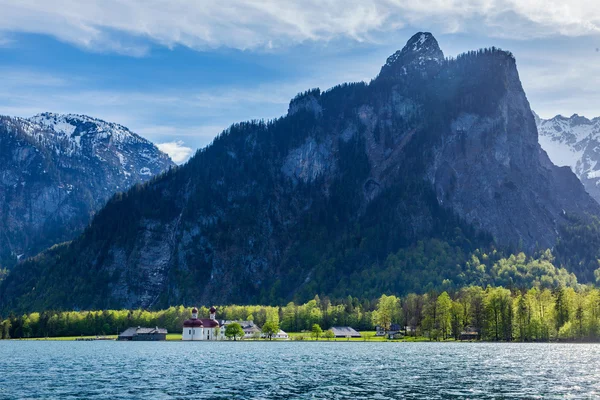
182;306;225;341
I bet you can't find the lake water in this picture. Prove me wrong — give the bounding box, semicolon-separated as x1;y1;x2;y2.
1;341;599;399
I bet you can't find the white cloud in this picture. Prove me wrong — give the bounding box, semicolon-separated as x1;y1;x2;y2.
0;1;597;54
157;140;193;164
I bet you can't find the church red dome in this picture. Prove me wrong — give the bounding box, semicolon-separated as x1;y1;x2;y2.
192;307;198;314
209;306;217;313
199;319;220;328
183;319;203;328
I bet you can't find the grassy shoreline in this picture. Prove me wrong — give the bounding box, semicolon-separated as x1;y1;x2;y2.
11;332;599;343
11;331;438;342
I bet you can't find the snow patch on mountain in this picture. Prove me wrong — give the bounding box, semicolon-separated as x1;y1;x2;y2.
0;112;175;265
536;112;600;202
29;112;148;147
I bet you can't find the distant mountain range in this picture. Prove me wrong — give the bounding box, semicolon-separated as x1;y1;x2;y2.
2;32;599;313
535;113;600;204
0;113;174;267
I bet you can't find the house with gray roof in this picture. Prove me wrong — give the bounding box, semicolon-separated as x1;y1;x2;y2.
331;326;361;338
221;320;262;339
118;326;167;341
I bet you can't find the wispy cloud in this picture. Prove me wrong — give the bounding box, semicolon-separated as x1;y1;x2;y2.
0;1;598;55
156;140;193;164
0;68;69;87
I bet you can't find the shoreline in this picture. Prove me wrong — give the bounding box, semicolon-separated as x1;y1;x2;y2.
6;335;600;344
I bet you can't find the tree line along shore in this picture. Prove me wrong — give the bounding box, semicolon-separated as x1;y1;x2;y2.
3;284;600;342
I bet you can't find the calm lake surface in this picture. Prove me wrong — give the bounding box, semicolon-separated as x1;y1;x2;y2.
2;341;600;399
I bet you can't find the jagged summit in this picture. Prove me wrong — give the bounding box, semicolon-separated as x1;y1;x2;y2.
381;32;444;75
544;113;599;129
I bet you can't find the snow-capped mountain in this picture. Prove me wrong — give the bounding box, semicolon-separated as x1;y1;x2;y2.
0;113;175;267
535;112;600;204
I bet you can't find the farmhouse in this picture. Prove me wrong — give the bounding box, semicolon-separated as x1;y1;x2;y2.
376;323;402;337
331;326;361;338
221;320;261;339
459;327;479;341
118;327;167;341
272;330;289;339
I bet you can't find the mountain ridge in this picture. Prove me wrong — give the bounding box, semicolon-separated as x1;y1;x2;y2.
1;32;598;312
0;113;174;267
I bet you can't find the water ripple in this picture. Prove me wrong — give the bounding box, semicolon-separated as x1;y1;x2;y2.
1;341;600;399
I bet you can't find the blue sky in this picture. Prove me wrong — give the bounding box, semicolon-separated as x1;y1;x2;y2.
0;1;599;163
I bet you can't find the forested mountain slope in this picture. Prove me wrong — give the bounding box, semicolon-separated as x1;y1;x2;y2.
2;33;598;313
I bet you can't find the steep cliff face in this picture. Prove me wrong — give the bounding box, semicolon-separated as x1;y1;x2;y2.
2;33;598;312
536;113;600;204
0;113;174;267
425;54;598;250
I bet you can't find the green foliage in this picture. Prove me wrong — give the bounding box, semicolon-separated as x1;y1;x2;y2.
324;329;335;340
311;324;323;340
372;295;400;331
224;323;244;341
485;287;513;341
435;292;452;340
261;321;279;340
555;214;600;282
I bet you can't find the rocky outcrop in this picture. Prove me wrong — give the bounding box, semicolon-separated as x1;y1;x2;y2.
426;52;599;250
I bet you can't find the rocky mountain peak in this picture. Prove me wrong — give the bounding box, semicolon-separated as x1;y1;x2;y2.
28;112;146;146
404;32;442;56
568;113;593;126
382;32;444;73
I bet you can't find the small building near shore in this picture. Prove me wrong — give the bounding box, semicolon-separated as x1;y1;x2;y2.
274;330;289;339
243;324;262;339
331;326;361;338
221;320;261;339
118;326;167;341
376;324;402;337
459;327;479;341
